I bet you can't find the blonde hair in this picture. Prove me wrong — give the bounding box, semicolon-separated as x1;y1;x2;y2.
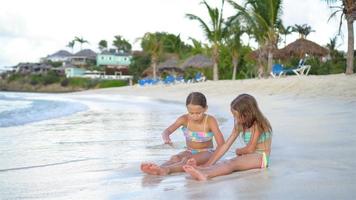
231;94;272;133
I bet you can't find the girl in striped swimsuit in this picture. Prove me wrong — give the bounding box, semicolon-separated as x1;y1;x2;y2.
141;92;225;176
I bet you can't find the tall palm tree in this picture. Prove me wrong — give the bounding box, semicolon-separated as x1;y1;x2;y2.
74;36;89;50
324;0;355;74
66;40;75;53
228;0;283;77
292;24;315;38
225;17;245;80
140;32;164;80
186;0;227;80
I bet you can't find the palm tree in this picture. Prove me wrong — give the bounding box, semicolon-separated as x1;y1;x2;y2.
139;32;164;80
225;17;245;80
74;36;89;50
186;0;227;80
324;0;354;74
113;35;132;53
327;36;341;59
98;40;108;52
279;24;293;47
188;37;210;55
292;24;315;38
66;40;75;53
228;0;283;77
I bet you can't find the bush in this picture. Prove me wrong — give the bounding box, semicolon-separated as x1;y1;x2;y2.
97;80;127;88
42;71;60;85
60;78;69;87
30;75;42;85
7;74;22;82
67;77;101;89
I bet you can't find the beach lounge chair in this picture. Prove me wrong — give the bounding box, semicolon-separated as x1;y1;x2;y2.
270;64;294;78
194;72;206;82
288;59;311;76
163;75;175;85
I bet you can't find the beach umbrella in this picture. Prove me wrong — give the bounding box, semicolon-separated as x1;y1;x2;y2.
180;54;213;69
142;67;153;77
249;48;284;60
277;38;329;58
157;58;183;73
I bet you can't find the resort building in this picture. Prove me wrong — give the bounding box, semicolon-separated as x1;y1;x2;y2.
42;50;72;63
96;49;131;69
64;67;86;78
70;49;97;66
15;63;52;75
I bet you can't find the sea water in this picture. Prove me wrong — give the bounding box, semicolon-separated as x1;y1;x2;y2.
2;91;355;200
0;92;88;127
0;92;232;199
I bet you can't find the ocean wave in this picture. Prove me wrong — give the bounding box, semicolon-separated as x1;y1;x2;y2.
0;94;88;127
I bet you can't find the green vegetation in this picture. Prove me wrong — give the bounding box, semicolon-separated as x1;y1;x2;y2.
97;80;127;88
3;72;129;92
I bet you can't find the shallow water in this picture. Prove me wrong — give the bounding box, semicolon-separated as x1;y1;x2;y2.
0;92;355;199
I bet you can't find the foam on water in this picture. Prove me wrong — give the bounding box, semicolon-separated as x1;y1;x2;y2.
0;92;88;127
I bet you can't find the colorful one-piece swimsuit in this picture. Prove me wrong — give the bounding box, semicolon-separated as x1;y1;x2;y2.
181;115;214;155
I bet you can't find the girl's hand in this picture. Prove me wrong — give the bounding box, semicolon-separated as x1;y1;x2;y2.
235;148;243;156
162;132;172;144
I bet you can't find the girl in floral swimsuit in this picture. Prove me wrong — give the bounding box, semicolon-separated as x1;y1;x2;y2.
140;92;225;176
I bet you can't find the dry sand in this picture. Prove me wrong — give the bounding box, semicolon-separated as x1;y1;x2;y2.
81;73;356;102
74;74;356;199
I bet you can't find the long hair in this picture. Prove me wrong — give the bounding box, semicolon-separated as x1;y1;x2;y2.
231;94;272;133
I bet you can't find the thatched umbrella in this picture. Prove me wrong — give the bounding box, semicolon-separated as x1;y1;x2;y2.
277;38;328;58
249;48;285;60
157;58;183;73
142;67;153;77
180;54;213;69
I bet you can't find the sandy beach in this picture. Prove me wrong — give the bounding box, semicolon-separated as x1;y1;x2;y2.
1;73;356;200
75;74;356;199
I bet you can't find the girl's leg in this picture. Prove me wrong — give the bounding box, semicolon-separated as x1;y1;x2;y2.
141;151;191;175
160;151;213;174
141;151;212;175
183;153;262;181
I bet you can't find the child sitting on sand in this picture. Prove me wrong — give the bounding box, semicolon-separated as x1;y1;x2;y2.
141;92;225;175
183;94;272;181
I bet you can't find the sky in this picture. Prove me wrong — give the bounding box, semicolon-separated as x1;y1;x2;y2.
0;0;353;69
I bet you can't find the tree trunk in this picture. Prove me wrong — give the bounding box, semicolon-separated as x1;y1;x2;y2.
346;17;354;74
232;57;238;80
267;50;273;77
152;55;157;80
257;50;264;79
213;45;219;81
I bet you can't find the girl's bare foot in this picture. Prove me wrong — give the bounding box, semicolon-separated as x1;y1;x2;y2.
141;162;155;174
182;165;208;181
186;158;197;167
141;163;169;175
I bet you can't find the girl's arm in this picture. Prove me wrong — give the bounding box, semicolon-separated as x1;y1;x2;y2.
236;124;261;155
208;116;225;147
204;126;240;166
162;115;186;144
